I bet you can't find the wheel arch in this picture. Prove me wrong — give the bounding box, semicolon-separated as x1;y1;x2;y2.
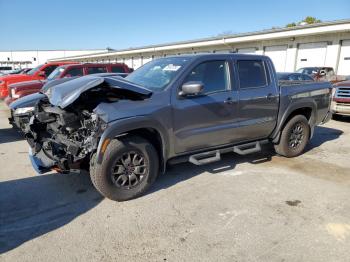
272;100;317;143
95;117;170;173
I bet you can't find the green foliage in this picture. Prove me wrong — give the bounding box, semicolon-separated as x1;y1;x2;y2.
286;17;322;28
286;22;297;28
303;16;322;24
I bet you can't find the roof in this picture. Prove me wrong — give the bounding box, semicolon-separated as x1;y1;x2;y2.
49;19;350;62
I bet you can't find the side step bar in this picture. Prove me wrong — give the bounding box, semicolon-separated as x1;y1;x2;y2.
189;140;268;166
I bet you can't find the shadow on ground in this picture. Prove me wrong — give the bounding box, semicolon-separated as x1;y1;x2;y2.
0;172;103;254
150;124;343;194
0;127;24;144
0;123;343;254
306;125;343;152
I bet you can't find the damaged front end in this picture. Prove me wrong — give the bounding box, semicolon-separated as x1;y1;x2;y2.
24;75;152;174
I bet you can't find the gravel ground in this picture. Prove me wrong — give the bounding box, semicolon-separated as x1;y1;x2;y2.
0;101;349;262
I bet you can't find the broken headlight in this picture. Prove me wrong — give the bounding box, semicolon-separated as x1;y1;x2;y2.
13;106;35;116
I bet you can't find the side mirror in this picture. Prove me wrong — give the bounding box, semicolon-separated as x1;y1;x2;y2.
179;81;204;96
38;71;46;77
319;70;326;76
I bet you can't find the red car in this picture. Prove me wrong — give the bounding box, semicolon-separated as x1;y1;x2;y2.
0;62;76;99
5;63;132;105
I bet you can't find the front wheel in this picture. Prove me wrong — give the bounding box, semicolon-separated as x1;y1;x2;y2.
90;136;159;201
274;115;310;157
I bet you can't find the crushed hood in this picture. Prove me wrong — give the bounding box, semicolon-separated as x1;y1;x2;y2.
43;75;153;108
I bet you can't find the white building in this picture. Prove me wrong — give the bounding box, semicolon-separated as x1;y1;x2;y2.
0;49;107;69
46;19;350;75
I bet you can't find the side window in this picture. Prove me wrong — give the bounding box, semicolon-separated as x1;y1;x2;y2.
64;68;83;77
184;60;229;94
111;66;125;73
43;65;58;76
87;67;107;74
237;60;267;89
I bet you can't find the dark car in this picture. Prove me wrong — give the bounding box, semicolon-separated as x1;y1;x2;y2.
277;72;314;81
13;54;332;201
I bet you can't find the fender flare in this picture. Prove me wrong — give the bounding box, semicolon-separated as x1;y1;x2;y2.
95;116;170;170
271;99;317;142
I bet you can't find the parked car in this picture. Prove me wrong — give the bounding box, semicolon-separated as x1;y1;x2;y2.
296;67;346;83
8;73;131;130
0;62;76;99
14;54;332;201
331;80;350;117
277;72;314;81
5;63;131;105
0;66;14;75
8;68;32;75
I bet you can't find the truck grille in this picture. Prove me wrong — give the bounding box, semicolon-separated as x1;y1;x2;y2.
335;86;350;99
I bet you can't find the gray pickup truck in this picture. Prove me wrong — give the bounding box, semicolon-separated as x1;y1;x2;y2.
15;54;332;201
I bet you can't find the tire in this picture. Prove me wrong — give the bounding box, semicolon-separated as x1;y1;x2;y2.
90;136;159;201
274;115;310;158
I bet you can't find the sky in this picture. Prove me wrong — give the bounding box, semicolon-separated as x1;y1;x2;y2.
0;0;349;51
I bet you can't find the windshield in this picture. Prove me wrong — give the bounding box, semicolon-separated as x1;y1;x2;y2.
296;67;318;75
27;64;43;76
47;66;66;81
125;57;190;91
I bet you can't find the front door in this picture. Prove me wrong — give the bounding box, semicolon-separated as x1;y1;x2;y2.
172;59;240;154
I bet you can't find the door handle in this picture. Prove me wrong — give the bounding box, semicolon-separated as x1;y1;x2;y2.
224;97;234;104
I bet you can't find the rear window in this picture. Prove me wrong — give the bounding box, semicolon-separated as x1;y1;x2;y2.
237;60;267;89
111;66;125;73
87;67;107;74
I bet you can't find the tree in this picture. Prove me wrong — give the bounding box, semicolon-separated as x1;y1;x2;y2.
302;16;321;24
286;22;297;28
285;17;322;27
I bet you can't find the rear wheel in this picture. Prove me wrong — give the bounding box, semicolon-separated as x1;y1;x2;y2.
274;115;310;157
90;136;159;201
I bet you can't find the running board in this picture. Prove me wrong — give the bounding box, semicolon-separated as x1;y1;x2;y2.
188;140;267;166
233;141;261;155
189;150;221;165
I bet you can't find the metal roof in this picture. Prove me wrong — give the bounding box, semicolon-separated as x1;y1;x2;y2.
50;19;350;61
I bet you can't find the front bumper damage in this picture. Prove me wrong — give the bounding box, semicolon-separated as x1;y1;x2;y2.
22;75;152;174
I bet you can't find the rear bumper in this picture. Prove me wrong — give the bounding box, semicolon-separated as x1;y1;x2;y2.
331;101;350;116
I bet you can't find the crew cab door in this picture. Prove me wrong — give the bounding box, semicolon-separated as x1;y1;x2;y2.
235;59;279;140
172;59;240;153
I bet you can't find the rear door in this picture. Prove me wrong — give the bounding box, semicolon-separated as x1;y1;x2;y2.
235;58;279;141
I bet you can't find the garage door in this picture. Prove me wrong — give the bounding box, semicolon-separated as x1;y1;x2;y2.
296;42;327;69
237;48;256;54
337;40;350;75
264;45;287;72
